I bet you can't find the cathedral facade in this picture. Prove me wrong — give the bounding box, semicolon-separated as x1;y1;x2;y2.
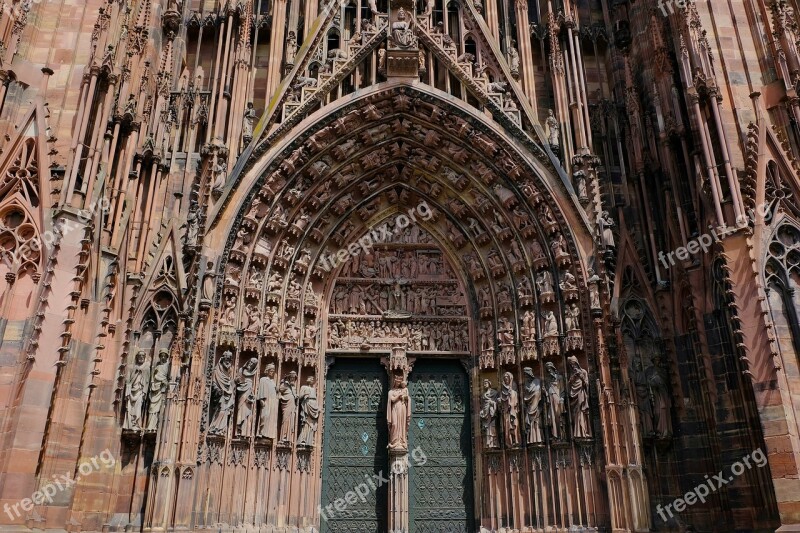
0;0;799;531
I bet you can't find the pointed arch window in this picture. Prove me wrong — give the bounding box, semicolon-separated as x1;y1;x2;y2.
765;223;800;362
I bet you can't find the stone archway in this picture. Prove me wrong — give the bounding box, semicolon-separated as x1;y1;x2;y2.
190;83;609;532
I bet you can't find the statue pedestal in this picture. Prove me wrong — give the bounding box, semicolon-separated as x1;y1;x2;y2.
388;448;409;533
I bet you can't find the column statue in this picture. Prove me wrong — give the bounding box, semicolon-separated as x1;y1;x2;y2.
209;351;235;435
146;350;170;431
567;356;591;438
235;357;259;437
387;374;411;450
500;372;520;448
124;350;150;430
277;371;298;443
522;367;543;444
544;362;564;439
297;376;320;446
257;363;279;439
479;379;499;449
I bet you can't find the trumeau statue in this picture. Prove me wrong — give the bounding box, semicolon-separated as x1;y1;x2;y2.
278;371;298;443
209;351;235;435
479;379;500;449
257;363;279;439
522;367;543;444
146;350;170;431
235;358;259;438
500;372;520;448
124;350;150;430
544;362;564;439
297;376;320;446
567;356;591;438
387;374;411;450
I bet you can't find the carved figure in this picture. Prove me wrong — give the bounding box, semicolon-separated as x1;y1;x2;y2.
124;351;151;430
647;361;672;437
209;351;235;435
212;158;227;190
181;200;200;247
566;303;581;331
479;379;500;448
285;31;297;63
146;350;170;430
543;310;558;337
560;271;577;290
242;102;256;141
544;362;564;439
536;270;554;294
500;372;520;447
597;211;616;248
235;357;259;437
202;262;216;301
522;367;542;444
257;363;279;439
387;374;411;450
390;7;413;47
545;109;560;148
567;356;591;438
588;270;601;309
508;41;520;75
278;371;298;443
297;376;320;445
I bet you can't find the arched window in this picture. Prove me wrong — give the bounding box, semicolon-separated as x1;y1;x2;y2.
765;223;800;364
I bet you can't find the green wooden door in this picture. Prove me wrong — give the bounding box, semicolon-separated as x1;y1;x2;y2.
408;359;474;533
320;359;389;533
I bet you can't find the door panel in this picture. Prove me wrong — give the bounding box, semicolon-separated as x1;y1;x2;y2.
320;359;388;533
408;359;474;533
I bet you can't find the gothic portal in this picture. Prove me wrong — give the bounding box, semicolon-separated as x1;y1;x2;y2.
2;0;800;531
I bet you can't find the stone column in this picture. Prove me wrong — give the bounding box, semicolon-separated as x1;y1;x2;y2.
388;449;410;532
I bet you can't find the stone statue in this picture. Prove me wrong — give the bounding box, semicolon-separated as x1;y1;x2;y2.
508;41;520;76
543;310;559;337
257;363;279;439
566;303;581;331
181;200;199;247
242;102;256;141
588;270;601;309
597;211;615;248
536;270;553;294
567;356;591;438
278;371;298;443
500;372;520;448
390;7;413;48
202;261;216;302
387;374;411;450
297;375;320;446
647;361;672;437
634;365;654;436
545;109;560;148
146;350;170;431
285;31;297;63
124;351;150;430
479;379;499;449
544;362;564;439
209;351;235;435
211;158;227;191
235;357;259;437
522;367;542;444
